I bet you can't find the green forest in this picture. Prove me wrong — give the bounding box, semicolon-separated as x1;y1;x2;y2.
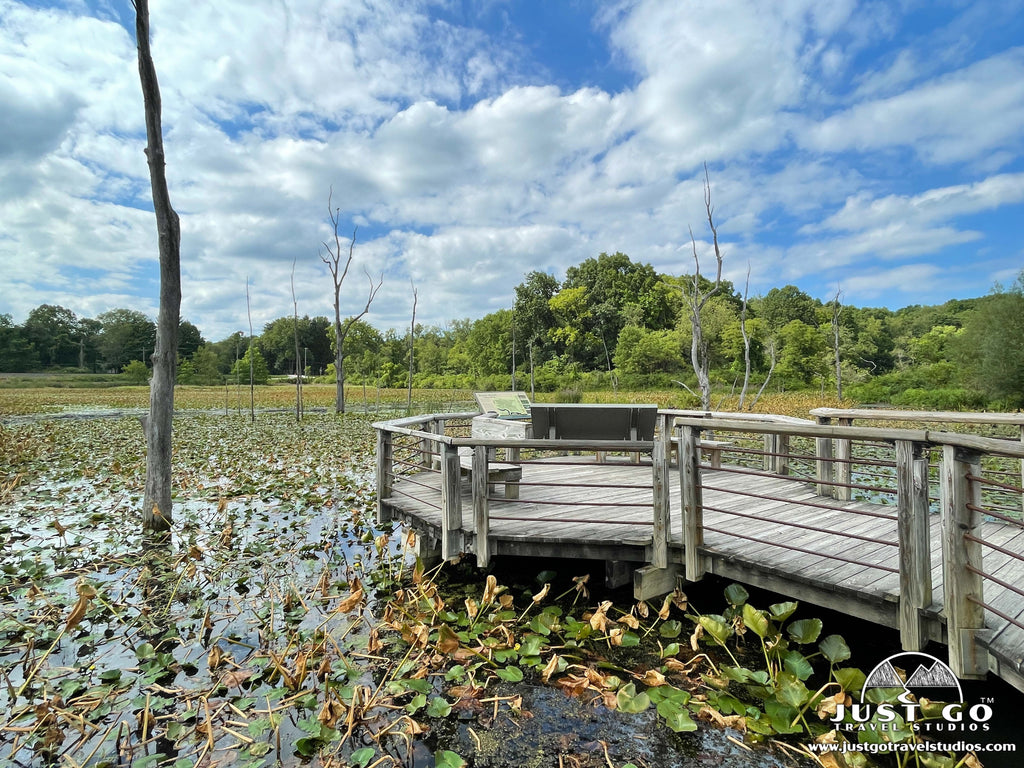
2;252;1022;409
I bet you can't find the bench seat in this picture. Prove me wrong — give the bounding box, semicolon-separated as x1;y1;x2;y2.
457;447;522;498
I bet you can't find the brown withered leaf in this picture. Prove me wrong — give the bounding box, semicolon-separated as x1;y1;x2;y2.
464;598;479;619
619;613;640;630
532;583;551;604
815;692;846;720
412;556;425;586
482;574;505;604
498;593;515;609
689;623;704;652
639;669;668;687
608;628;625;646
573;574;590;599
207;645;226;671
217;496;227;514
64;580;96;632
540;654;561;683
657;594;672;621
317;698;347;729
671;588;688;612
589;601;614;632
221;668;254;689
554;674;592;698
635;600;649;619
337;580;364;614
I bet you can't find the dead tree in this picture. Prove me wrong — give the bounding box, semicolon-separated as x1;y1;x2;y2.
291;258;303;421
737;263;753;410
682;164;723;410
407;280;418;414
135;0;180;533
321;192;382;414
830;286;843;400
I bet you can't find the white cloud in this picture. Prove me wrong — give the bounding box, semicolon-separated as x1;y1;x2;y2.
1;0;1022;340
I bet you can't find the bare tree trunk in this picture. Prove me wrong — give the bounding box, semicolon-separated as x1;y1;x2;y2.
407;281;417;414
737;263;752;410
321;195;382;414
291;258;303;421
136;0;180;533
683;164;723;410
831;286;843;400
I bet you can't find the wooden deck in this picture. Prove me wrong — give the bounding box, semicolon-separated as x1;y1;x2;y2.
382;456;1024;695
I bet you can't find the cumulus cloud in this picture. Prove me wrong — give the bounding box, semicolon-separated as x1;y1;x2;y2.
1;0;1022;335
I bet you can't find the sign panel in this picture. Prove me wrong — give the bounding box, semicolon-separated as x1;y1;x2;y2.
473;391;532;419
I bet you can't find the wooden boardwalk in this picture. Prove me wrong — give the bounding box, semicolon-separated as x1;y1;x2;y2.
381;456;1024;695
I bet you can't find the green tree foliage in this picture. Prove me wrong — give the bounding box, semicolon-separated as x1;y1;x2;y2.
959;273;1024;406
755;285;820;333
97;309;157;372
122;359;150;384
189;345;223;385
178;320;205;360
776;320;828;387
24;304;81;368
0;314;38;372
231;345;270;385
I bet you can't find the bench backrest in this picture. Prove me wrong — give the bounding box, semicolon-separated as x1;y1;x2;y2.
530;404;657;441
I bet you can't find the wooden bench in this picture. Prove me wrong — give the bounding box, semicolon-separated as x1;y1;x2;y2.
456;415;527;498
669;436;733;468
457;448;522;498
530;403;658;463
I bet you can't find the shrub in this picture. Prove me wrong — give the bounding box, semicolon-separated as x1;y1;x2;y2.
122;360;149;384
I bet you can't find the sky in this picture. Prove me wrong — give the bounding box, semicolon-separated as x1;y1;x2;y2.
1;0;1023;342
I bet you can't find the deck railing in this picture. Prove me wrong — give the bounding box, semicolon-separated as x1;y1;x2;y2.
374;412;670;569
374;408;1024;680
673;415;1024;679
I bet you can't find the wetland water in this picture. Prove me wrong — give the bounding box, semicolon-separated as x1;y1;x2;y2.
1;408;1021;767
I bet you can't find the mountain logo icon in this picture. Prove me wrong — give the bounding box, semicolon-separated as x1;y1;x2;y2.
862;652;964;704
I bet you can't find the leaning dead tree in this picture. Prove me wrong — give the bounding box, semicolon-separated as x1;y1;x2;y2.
135;0;180;532
681;163;723;410
321;190;383;414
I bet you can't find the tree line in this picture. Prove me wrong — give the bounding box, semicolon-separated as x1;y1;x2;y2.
2;256;1021;408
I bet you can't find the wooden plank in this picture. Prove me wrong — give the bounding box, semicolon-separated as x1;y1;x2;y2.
810;407;1024;427
941;445;988;678
652;437;670;568
440;443;463;560
897;440;932;651
472;445;490;567
680;426;705;581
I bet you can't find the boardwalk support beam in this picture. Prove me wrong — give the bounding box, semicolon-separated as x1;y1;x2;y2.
440;442;463;560
897;439;932;652
815;416;834;498
634;564;681;601
679;425;705;581
376;429;393;524
472;445;491;568
652;436;670;569
941;445;988;679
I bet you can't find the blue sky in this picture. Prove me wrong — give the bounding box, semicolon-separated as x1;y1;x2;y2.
1;0;1023;340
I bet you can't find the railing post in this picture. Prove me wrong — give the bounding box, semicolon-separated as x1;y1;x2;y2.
376;429;393;525
679;425;705;582
472;445;490;567
940;445;988;678
420;420;435;468
652;436;670;569
440;442;463;560
815;416;834;498
834;418;853;501
1019;425;1024;518
897;440;931;651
